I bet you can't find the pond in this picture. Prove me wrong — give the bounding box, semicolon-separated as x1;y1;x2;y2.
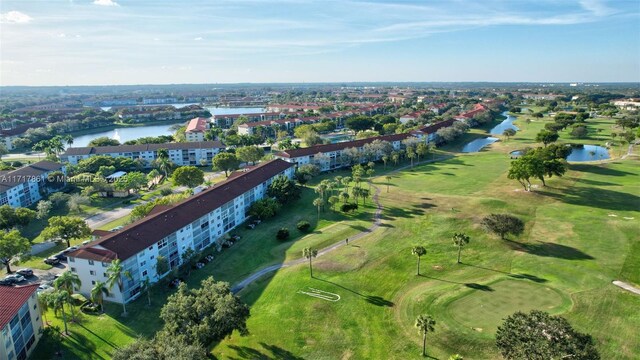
461;137;499;153
490;112;519;135
70;107;265;148
567;145;610;162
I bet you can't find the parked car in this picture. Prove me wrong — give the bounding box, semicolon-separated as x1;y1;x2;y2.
62;246;78;254
16;269;33;277
37;284;53;292
44;257;61;265
54;252;67;261
0;279;13;286
4;274;25;283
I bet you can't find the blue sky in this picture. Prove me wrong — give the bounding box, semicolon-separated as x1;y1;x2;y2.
1;0;639;85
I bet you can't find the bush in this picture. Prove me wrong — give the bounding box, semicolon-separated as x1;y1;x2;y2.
276;227;290;241
340;203;358;213
160;188;173;196
296;220;311;232
11;161;23;168
80;302;101;314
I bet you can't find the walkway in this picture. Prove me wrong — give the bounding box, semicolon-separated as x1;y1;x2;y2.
231;156;449;293
613;280;640;295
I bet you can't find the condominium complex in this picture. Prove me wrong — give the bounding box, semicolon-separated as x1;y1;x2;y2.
0;284;43;360
59;141;224;167
0;161;66;208
67;159;295;304
185;117;210;142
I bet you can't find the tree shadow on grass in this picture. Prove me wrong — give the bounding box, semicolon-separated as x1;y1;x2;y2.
65;330;105;359
315;278;394;307
419;274;494;292
460;263;549;283
381;206;425;221
76;322;119;349
506;240;595;260
226;343;304;360
537;186;639;212
570;163;636;177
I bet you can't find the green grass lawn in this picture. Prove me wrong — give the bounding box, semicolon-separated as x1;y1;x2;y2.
30;115;640;359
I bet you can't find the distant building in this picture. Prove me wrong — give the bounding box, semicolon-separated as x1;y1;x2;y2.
0;161;66;208
0;123;46;150
60;141;224;167
67;159;295;304
185;117;209;142
0;284;43;360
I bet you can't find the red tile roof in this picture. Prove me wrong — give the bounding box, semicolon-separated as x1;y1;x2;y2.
69;159;294;261
185;117;208;133
0;284;39;329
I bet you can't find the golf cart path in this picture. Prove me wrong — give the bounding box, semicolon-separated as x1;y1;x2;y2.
613;280;640;295
231;156;448;293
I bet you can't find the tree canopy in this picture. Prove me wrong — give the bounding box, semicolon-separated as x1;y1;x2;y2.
267;175;301;204
171;166;204;188
88;136;121;147
0;230;30;273
160;277;250;346
235;146;264;165
481;214;524;240
41;216;91;247
0;205;36;230
496;310;599;360
212;152;240;177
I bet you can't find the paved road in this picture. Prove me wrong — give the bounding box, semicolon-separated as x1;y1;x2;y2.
84;203;137;229
230;156;449;293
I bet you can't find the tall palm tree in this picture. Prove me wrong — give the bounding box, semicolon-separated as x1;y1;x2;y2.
141;278;152;307
341;176;352;193
54;271;81;321
155;148;173;178
38;292;52;326
407;150;417;167
385;175;392;193
452;233;470;264
340;191;349;204
411;246;427;276
313;198;324;222
302;247;318;278
382;155;389;169
50;290;71;335
91;280;109;313
415;314;436;357
62;134;74;147
106;259;133;316
328;195;339;211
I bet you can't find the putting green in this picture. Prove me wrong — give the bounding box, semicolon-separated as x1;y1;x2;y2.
446;279;569;334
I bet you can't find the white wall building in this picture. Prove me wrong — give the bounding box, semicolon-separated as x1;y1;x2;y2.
185;117;209;142
0;161;66;208
60;141;225;167
0;284;43;360
67;159;295;304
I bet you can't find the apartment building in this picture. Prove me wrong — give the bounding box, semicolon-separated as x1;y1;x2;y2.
0;284;43;360
67;159;295;304
185;117;210;142
60;141;224;167
0;161;66;208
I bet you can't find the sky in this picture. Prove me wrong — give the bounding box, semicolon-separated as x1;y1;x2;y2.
0;0;639;86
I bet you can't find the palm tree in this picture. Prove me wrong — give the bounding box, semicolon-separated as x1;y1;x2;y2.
51;290;71;335
385;175;392;193
155;148;173;178
62;134;74;147
340;191;349;204
452;233;470;264
360;188;370;205
54;271;81;321
391;152;400;166
91;280;109;313
302;247;318;278
106;259;133;316
328;195;339;211
313;198;324;222
341;176;352;193
382;155;389;169
412;246;427;275
415;314;436;357
141;278;152;307
38;292;52;326
407;150;417;167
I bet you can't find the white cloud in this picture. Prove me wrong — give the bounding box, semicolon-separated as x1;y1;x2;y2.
0;11;34;24
194;37;203;41
93;0;119;6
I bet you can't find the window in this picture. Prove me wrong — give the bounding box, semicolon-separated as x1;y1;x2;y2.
88;260;94;265
102;262;108;267
142;270;148;276
91;281;96;285
68;257;75;262
148;246;153;251
71;267;76;272
140;261;146;267
157;238;168;250
150;255;154;260
103;273;107;278
90;270;95;276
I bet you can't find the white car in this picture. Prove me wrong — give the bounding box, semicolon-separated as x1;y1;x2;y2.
37;284;53;292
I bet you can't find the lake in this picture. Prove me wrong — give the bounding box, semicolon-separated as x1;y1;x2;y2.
490;112;519;135
71;107;264;148
461;137;499;153
567;145;610;162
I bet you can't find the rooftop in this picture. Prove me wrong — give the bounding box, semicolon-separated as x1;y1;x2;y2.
0;161;64;192
0;284;39;329
61;141;224;157
69;159;294;261
185;117;209;133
